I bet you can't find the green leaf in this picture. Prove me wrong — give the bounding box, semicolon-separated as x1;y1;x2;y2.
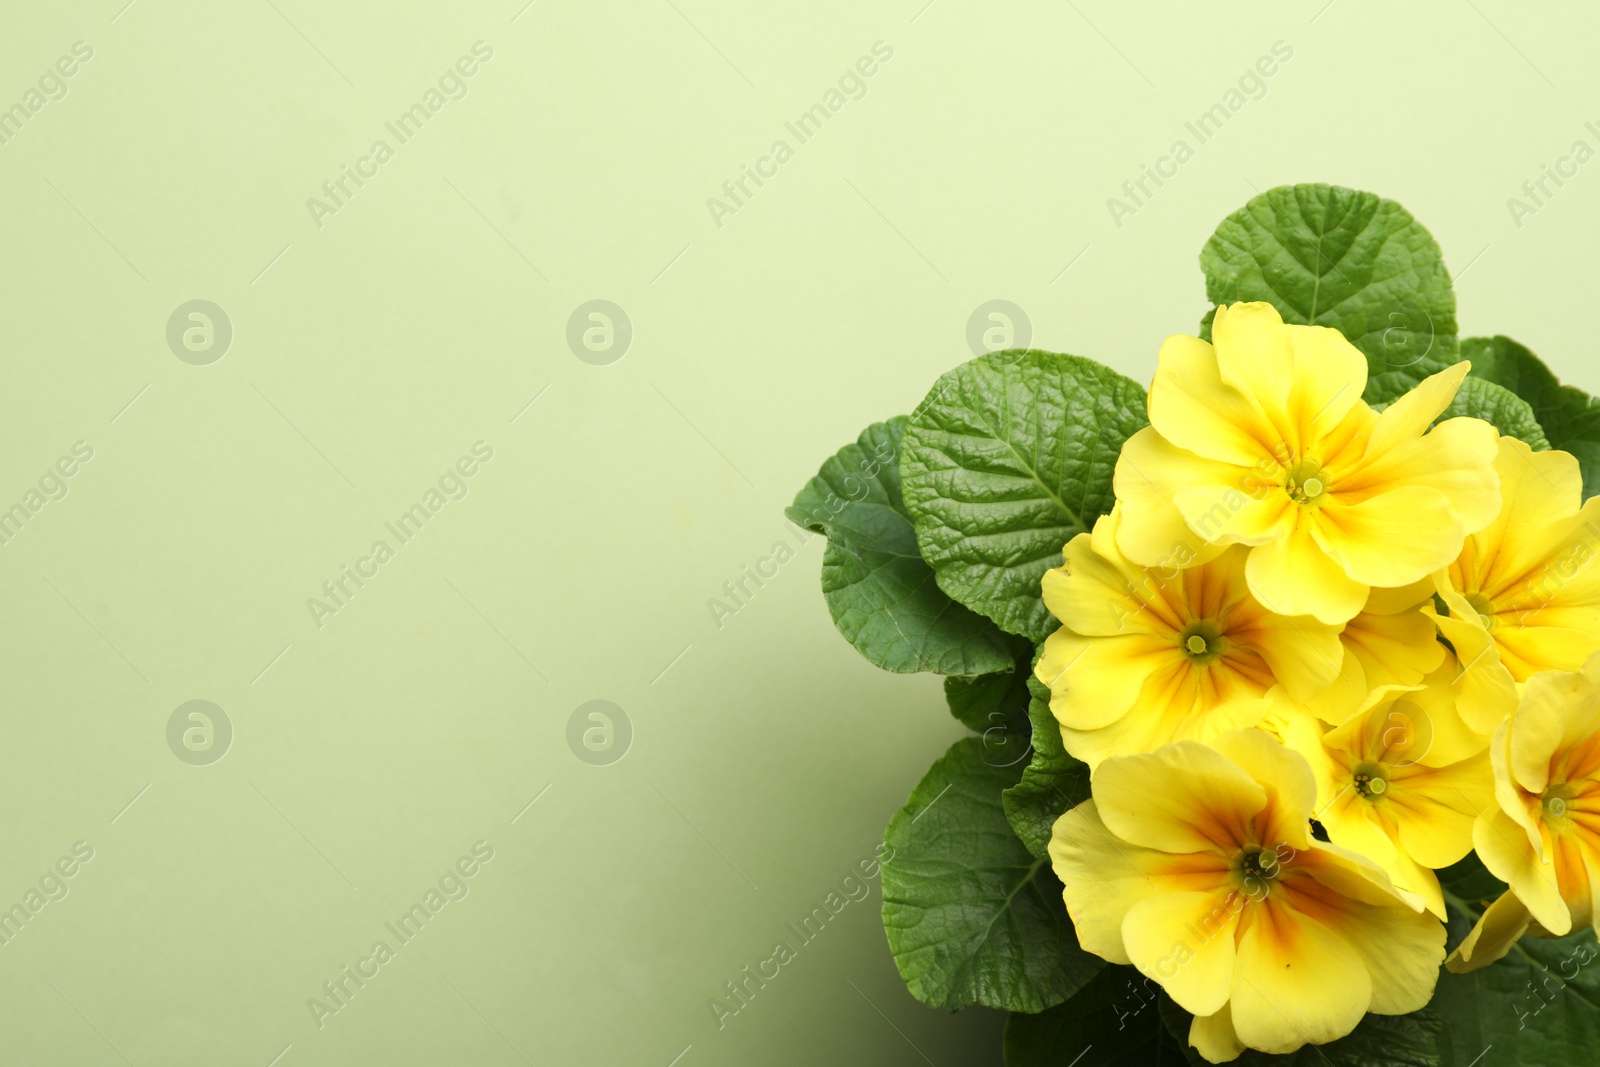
1434;855;1600;1066
881;737;1103;1013
787;417;1015;676
1156;997;1442;1066
944;633;1035;741
1200;183;1457;401
900;350;1149;642
1004;965;1187;1066
1438;376;1551;451
1463;335;1600;498
1003;675;1091;861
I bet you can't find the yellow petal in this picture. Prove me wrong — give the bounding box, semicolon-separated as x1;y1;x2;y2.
1092;741;1268;855
1312;487;1464;588
1363;361;1470;456
1309;601;1445;724
1325;889;1447;1013
1208;302;1294;434
1057;680;1271;770
1189;1002;1245;1064
1037;628;1177;732
1445;890;1532;973
1149;328;1280;467
1175;482;1292;547
1495;624;1600;680
1429;587;1519;736
1047;801;1165;965
1044;509;1179;638
1208;729;1318;845
1123;889;1239;1017
1510;663;1600;795
1227;608;1345;702
1229;895;1371;1054
1468;437;1582;589
1114;427;1240;567
1473;807;1571;935
1349;414;1502;535
1388;758;1492;869
1244;515;1368;625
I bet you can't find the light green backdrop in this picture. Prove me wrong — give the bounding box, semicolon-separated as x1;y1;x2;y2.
2;1;1596;1063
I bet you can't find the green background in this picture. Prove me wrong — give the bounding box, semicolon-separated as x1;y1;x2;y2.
2;0;1596;1063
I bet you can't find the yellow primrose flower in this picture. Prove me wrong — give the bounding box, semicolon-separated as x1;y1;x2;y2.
1306;582;1445;724
1283;675;1492;919
1447;652;1600;972
1049;731;1444;1062
1113;301;1501;626
1036;506;1343;768
1430;435;1600;735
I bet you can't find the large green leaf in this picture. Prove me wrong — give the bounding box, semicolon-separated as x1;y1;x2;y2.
944;633;1035;752
1003;675;1090;861
1199;184;1457;402
900;350;1148;642
1434;854;1600;1066
1463;335;1600;498
787;417;1015;676
1004;965;1187;1065
881;737;1103;1013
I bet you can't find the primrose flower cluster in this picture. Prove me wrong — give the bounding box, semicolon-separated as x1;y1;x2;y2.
1039;302;1600;1061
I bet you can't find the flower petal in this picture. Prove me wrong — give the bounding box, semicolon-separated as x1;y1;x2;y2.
1049;800;1198;965
1092;741;1268;855
1363;361;1470;456
1312;487;1465;588
1472;807;1571;935
1114;428;1242;568
1229;895;1372;1054
1149;328;1280;467
1123;889;1239;1017
1444;890;1532;973
1244;515;1368;625
1189;1003;1245;1064
1037;628;1178;732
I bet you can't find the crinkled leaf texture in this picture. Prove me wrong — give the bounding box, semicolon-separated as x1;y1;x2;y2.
1464;335;1600;498
881;737;1103;1013
944;633;1036;751
1434;854;1600;1066
901;350;1148;643
1003;675;1090;862
1199;183;1458;402
1004;965;1187;1065
787;417;1014;676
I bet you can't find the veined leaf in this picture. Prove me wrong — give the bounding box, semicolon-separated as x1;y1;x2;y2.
1200;183;1457;402
787;417;1014;676
881;737;1103;1013
901;350;1148;643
